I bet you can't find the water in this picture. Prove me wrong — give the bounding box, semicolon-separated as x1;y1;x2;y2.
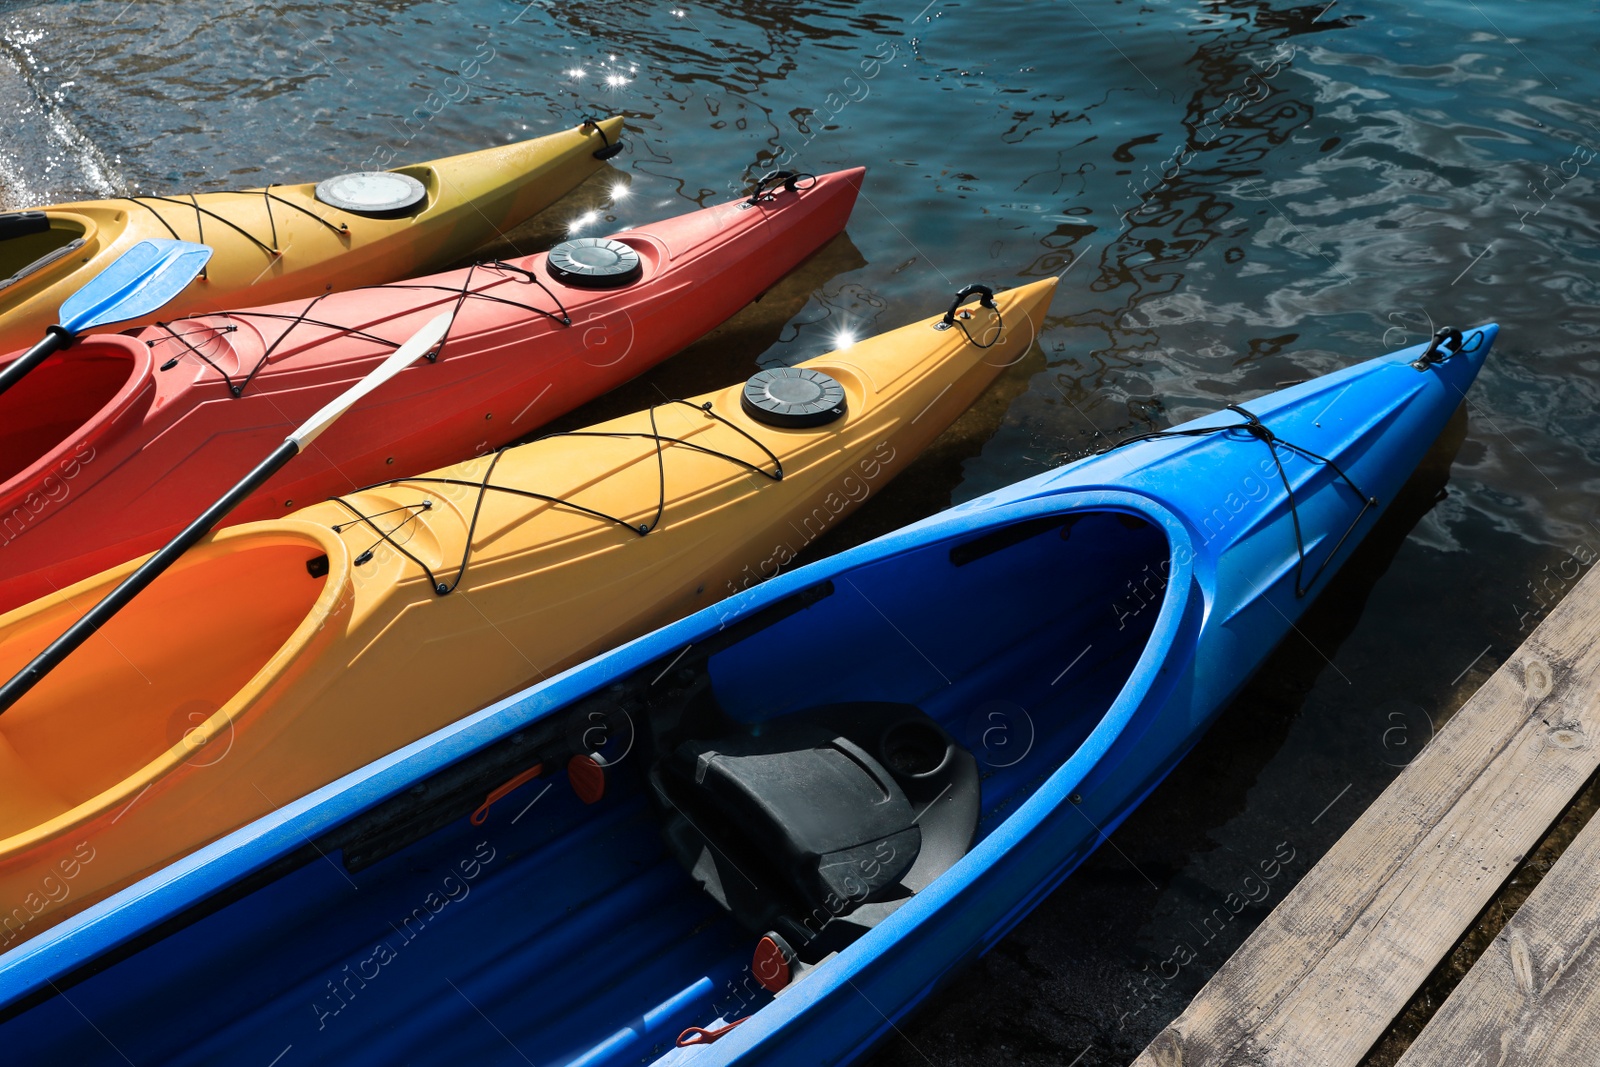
3;0;1597;1062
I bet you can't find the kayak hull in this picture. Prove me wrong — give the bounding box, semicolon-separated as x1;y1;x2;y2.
0;278;1055;950
708;328;1497;1065
0;119;625;353
0;168;865;614
0;323;1489;1062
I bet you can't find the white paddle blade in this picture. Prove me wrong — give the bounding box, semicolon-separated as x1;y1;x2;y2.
290;311;454;450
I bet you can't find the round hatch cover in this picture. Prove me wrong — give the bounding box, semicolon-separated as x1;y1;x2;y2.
547;237;642;289
741;367;846;428
314;171;427;215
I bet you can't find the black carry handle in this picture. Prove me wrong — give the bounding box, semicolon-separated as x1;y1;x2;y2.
581;116;625;160
745;170;814;206
1413;326;1464;368
941;284;997;327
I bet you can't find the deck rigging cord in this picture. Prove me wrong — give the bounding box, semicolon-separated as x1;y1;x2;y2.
329;398;784;596
119;116;620;264
116;189;350;272
138;156;809;394
145;259;572;396
1104;403;1376;597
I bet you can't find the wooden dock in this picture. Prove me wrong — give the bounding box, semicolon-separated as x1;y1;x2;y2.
1130;564;1600;1066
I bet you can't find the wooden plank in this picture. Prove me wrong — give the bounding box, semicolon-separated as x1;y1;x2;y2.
1393;791;1600;1066
1132;566;1600;1067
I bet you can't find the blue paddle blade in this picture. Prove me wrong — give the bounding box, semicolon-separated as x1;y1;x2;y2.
58;239;212;333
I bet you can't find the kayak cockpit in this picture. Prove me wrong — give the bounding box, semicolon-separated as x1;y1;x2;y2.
0;213;87;293
0;532;335;841
0;509;1176;1065
637;509;1171;988
0;338;146;490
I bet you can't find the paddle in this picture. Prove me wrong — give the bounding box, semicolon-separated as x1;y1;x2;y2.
0;310;455;716
0;238;213;396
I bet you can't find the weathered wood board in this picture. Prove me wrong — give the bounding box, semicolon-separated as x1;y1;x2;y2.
1391;788;1600;1066
1131;565;1600;1067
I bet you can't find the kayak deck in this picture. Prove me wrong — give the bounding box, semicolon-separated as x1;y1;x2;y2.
3;509;1167;1064
0;119;626;353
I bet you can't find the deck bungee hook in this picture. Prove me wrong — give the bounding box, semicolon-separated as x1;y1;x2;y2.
1105;403;1377;598
677;1017;749;1047
934;283;1006;349
416;259;569;361
470;764;545;825
151;323;239;372
258;184;350;240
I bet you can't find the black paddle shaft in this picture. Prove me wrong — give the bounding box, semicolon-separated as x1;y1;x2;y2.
0;438;302;716
0;326;73;397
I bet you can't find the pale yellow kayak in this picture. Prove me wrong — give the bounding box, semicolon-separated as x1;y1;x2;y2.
0;277;1056;946
0;117;625;353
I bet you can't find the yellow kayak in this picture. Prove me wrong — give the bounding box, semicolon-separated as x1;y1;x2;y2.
0;118;624;353
0;277;1056;946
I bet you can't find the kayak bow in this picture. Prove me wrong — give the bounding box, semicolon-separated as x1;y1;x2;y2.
0;118;624;352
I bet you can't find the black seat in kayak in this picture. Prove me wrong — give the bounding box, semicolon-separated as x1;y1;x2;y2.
0;212;50;241
650;702;980;971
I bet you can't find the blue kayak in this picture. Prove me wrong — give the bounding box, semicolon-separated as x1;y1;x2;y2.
0;325;1494;1065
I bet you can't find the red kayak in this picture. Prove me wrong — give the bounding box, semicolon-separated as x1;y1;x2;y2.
0;168;863;614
